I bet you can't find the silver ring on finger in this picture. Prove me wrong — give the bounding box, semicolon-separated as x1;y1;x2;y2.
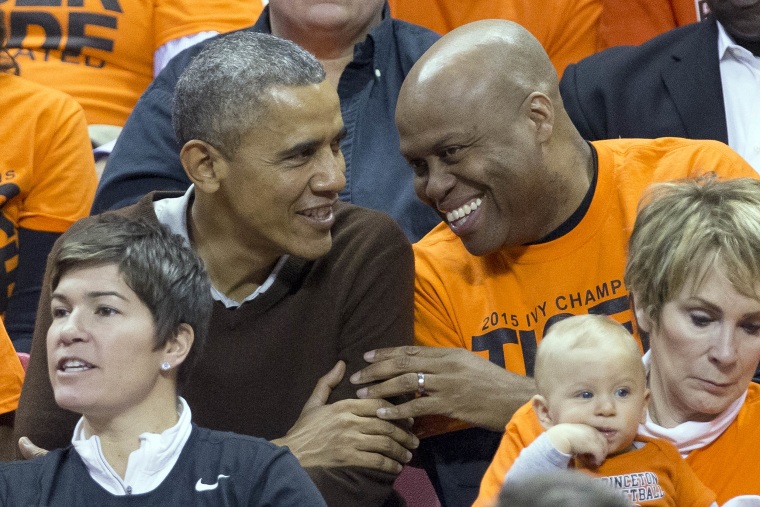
417;372;427;395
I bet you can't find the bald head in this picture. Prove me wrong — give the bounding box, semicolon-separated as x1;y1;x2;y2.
398;20;559;119
394;20;592;256
535;315;645;396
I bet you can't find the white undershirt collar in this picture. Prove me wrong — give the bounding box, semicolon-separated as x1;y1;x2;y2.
153;185;288;308
72;397;193;495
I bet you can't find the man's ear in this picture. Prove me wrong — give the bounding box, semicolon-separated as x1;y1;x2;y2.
180;140;227;194
531;394;555;430
161;323;194;372
526;92;554;144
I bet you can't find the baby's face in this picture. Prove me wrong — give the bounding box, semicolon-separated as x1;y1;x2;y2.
543;347;648;455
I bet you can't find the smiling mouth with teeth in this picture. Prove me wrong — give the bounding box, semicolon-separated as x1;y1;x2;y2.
299;206;334;221
59;358;95;373
445;198;482;224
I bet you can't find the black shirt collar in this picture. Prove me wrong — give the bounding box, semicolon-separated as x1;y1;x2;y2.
533;143;598;244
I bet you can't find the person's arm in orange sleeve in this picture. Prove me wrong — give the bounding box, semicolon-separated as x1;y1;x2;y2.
7;93;96;353
0;320;25;460
472;402;546;507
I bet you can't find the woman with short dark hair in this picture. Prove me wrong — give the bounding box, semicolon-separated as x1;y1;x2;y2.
0;215;326;506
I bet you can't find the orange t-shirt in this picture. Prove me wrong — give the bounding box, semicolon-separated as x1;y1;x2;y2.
388;0;602;76
0;321;23;415
589;437;715;507
474;402;555;506
413;138;759;438
685;382;760;502
504;434;715;506
476;383;760;505
1;0;261;126
0;73;96;313
598;0;707;49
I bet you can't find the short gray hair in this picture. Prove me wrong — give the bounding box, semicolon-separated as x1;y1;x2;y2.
172;31;326;157
51;214;212;390
498;470;630;507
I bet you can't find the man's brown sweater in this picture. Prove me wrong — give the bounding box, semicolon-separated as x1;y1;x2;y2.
11;192;415;506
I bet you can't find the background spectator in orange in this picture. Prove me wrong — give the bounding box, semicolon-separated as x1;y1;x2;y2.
0;0;262;150
388;0;601;76
0;23;96;352
560;0;760;173
0;319;24;461
598;0;709;49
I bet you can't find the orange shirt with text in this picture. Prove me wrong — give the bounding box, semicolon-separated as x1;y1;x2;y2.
1;0;261;126
413;138;759;438
476;383;760;505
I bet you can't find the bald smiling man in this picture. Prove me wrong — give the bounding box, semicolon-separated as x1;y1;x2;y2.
350;19;758;506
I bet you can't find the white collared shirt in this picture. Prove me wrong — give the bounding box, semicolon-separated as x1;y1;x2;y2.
72;397;193;495
717;21;760;173
153;185;288;308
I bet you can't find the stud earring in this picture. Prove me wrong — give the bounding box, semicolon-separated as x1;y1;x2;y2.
161;361;171;371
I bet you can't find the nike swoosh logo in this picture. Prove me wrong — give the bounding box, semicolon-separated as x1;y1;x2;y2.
195;474;230;492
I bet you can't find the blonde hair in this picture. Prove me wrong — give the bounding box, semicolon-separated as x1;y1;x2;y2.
625;176;760;326
534;315;643;395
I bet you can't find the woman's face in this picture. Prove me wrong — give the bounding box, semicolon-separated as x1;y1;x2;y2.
47;264;167;421
637;266;760;426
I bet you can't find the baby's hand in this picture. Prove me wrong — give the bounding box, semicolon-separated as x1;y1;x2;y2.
545;423;608;468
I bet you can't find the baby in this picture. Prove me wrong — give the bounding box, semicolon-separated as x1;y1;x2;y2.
503;314;716;506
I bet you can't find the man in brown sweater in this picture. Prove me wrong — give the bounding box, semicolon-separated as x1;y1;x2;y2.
10;31;418;507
